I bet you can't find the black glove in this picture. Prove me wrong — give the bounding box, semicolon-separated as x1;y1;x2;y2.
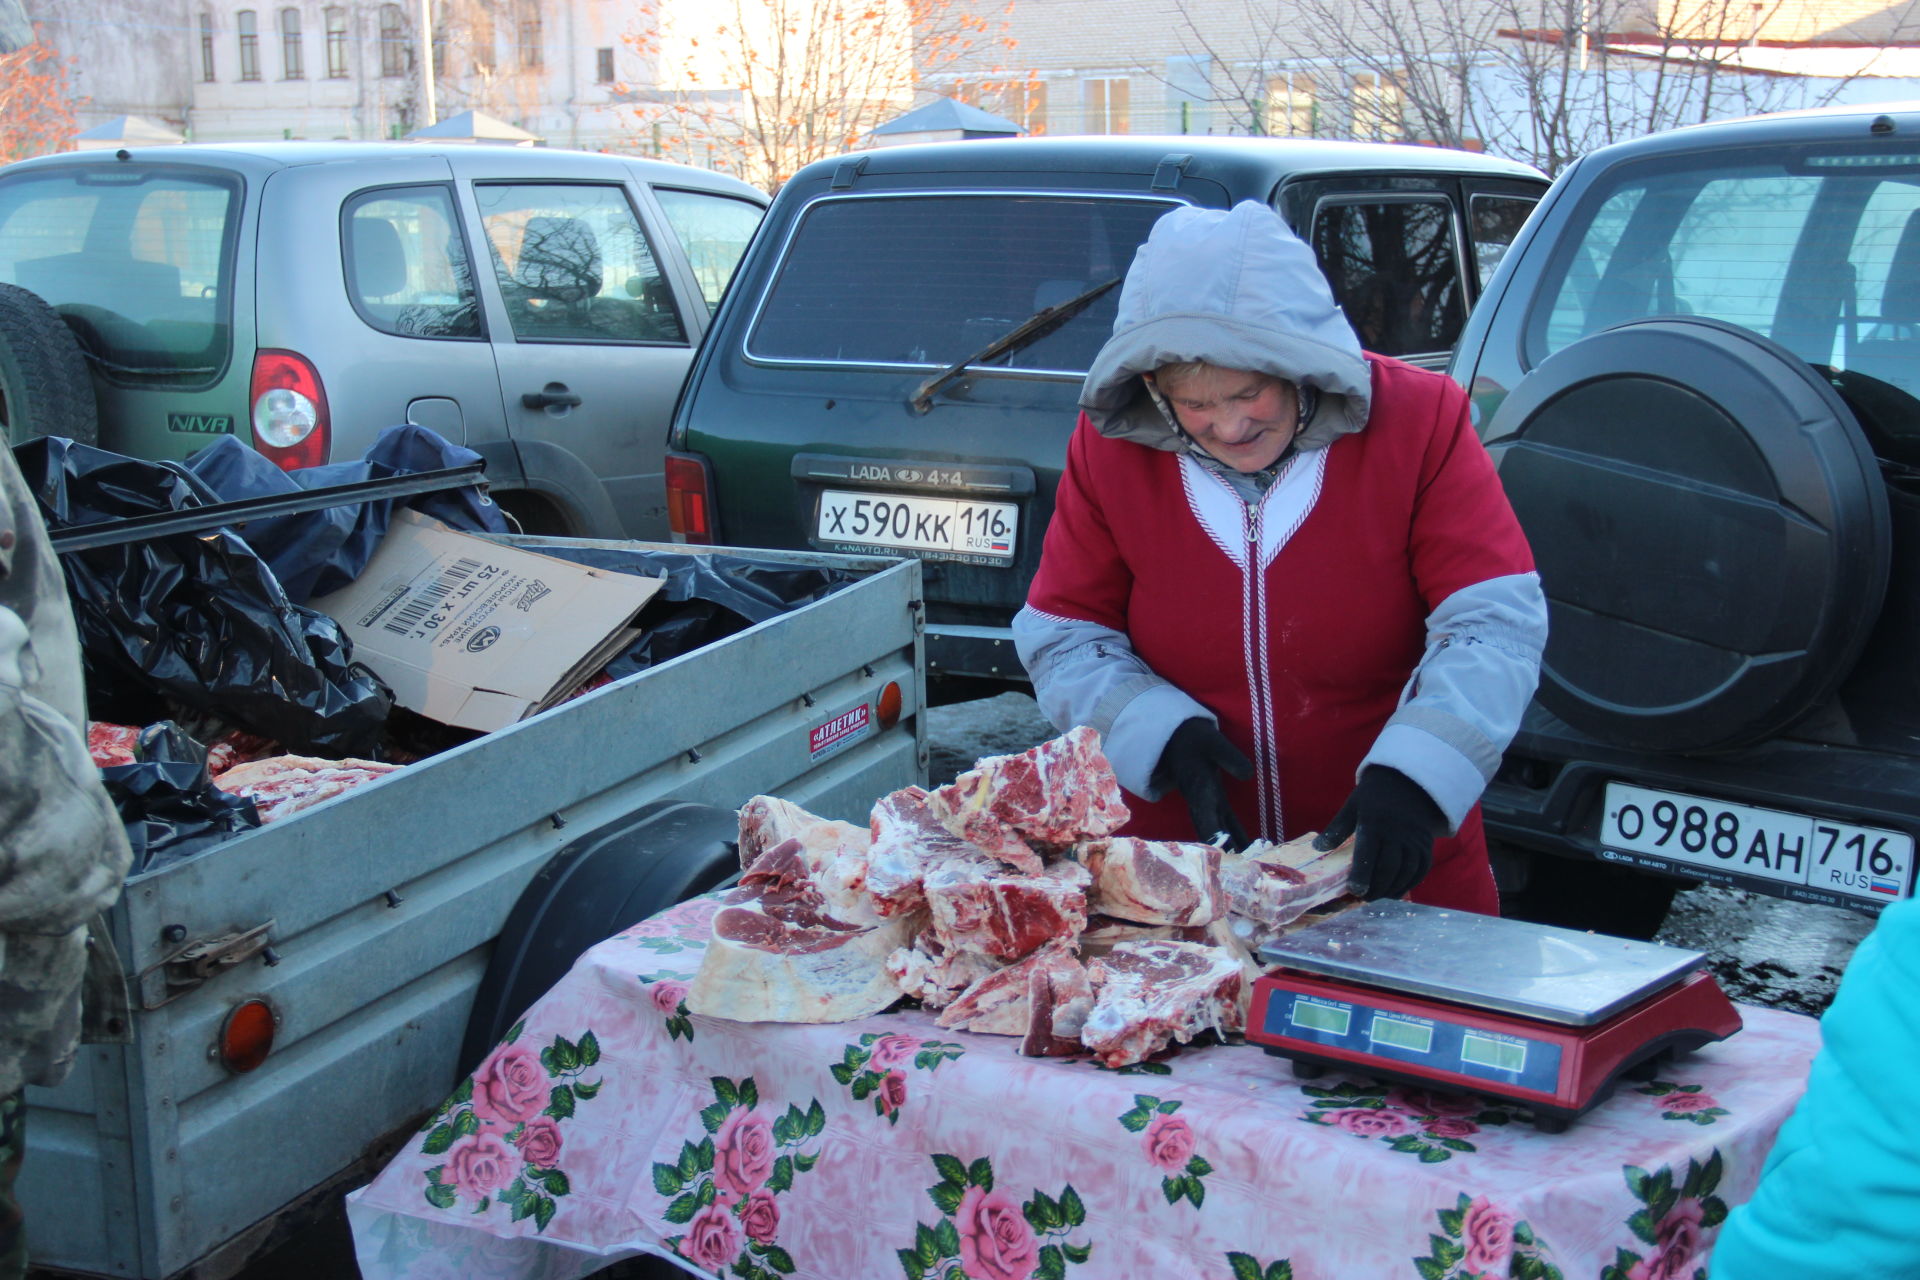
1152;718;1253;850
1317;766;1446;900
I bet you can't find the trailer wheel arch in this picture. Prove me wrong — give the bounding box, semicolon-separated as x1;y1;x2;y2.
457;800;740;1077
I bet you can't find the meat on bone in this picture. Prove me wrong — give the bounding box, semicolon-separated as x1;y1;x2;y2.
1079;940;1245;1069
924;856;1091;961
686;878;917;1023
936;939;1087;1036
926;725;1129;873
1218;832;1354;942
867;785;1000;918
212;755;400;824
736;796;878;927
1079;837;1225;927
1019;958;1098;1057
885;934;1004;1011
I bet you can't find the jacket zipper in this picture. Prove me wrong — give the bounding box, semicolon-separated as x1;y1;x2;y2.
1242;500;1281;841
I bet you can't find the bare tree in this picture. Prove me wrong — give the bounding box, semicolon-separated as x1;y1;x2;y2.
1169;0;1919;174
621;0;1023;190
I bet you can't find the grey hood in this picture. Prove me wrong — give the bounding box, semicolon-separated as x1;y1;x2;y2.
1081;201;1372;453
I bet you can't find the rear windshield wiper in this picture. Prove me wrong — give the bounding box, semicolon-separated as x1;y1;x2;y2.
911;276;1121;414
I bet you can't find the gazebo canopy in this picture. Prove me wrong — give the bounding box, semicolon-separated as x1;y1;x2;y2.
405;110;542;146
871;97;1023;142
74;114;186;149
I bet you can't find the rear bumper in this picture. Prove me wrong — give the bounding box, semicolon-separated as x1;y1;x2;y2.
1488;706;1920;915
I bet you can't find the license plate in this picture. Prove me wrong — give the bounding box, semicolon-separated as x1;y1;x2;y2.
816;490;1018;565
1600;781;1914;906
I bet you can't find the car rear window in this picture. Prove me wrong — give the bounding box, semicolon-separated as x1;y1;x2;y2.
0;165;239;388
1527;152;1920;464
747;193;1175;373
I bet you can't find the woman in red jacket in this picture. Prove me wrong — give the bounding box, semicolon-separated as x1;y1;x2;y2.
1013;202;1546;913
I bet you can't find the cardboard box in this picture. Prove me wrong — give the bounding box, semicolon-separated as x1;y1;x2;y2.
310;512;664;732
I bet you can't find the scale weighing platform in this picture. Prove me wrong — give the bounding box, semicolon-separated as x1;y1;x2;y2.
1247;902;1743;1132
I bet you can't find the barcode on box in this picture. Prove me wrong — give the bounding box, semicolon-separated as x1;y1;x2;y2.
385;557;484;636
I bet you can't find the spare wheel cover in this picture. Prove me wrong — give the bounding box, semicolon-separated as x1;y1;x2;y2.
1485;316;1889;752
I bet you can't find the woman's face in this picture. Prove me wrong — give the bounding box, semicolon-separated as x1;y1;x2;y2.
1153;365;1298;473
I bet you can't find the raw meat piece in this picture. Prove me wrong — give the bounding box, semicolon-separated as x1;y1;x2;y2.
204;728;279;775
87;722;141;767
867;786;999;917
925;857;1091;961
1219;833;1354;940
1020;957;1097;1057
1080;940;1245;1069
1079;837;1224;926
937;940;1086;1035
927;726;1129;873
212;755;400;824
737;798;878;927
886;934;1004;1010
686;883;916;1023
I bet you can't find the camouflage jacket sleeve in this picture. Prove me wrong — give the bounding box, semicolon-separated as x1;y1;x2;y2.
0;447;131;941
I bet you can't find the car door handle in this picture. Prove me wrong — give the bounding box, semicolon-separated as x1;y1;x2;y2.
522;387;582;409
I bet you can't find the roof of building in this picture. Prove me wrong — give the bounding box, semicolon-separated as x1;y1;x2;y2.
404;109;541;144
872;97;1023;136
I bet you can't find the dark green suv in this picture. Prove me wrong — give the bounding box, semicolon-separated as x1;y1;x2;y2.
665;135;1547;699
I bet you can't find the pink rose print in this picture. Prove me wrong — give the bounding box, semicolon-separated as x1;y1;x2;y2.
713;1108;777;1196
877;1070;909;1118
1659;1091;1720;1113
740;1188;781;1245
957;1184;1042;1280
1460;1195;1517;1277
1328;1106;1418;1138
1141;1114;1196;1172
442;1131;518;1200
1392;1087;1480;1117
511;1116;563;1168
682;1202;740;1273
1423;1116;1481;1139
471;1042;548;1127
868;1033;921;1071
1629;1199;1706;1280
649;980;689;1016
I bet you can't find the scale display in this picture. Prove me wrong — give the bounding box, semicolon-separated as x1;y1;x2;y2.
1269;988;1563;1094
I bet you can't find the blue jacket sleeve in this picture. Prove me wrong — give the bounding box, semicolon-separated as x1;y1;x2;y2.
1709;895;1920;1280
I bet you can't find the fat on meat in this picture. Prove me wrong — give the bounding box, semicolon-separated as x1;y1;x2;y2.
212;755;400;824
886;934;1004;1010
925;856;1091;961
1080;940;1245;1069
926;726;1128;873
686;878;917;1023
736;796;878;927
1079;837;1224;926
1078;915;1210;960
936;939;1086;1036
87;722;141;768
866;785;999;917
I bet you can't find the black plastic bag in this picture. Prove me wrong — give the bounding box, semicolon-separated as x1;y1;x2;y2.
15;436;392;756
182;424;507;604
526;545;858;677
100;722;261;873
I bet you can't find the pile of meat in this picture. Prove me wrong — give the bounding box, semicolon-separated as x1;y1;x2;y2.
685;726;1358;1067
88;722;401;824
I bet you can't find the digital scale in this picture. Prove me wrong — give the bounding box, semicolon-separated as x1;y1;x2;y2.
1246;902;1743;1132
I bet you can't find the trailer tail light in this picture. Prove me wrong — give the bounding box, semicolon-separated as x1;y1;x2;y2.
217;999;278;1073
877;680;903;730
250;349;330;471
665;451;716;544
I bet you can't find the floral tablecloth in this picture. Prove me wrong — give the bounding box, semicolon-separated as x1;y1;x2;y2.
346;895;1820;1280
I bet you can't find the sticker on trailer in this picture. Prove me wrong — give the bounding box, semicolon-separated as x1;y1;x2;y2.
809;703;872;760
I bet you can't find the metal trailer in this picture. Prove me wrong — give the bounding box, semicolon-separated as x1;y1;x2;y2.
23;534;925;1280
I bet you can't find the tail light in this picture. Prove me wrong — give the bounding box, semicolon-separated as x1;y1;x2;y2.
250;349;330;471
877;680;903;730
665;451;716;544
217;999;278;1073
